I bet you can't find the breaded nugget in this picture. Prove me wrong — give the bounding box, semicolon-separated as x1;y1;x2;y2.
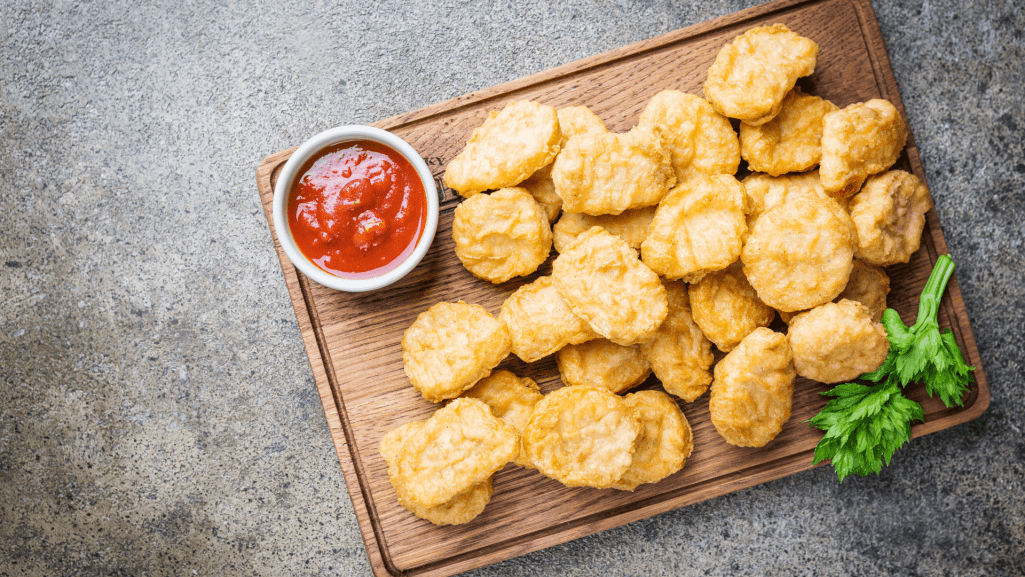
836;259;890;322
820;99;908;198
741;171;847;243
556;105;609;146
553;227;668;346
739;88;838;175
689;263;776;352
462;370;545;468
380;421;494;525
552;127;676;215
637;90;740;182
638;280;715;403
522;385;640;488
709;327;796;447
443;100;561;197
613;390;693;491
557;338;651;394
551;206;656;253
641;174;747;283
848;170;933;266
518;170;563;223
499;276;597;363
402;302;512;402
788;299;890;383
397;398;519;507
703;24;819;125
452;187;553;283
742;196;856;312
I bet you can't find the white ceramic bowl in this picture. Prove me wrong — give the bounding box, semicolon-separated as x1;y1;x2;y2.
272;126;439;292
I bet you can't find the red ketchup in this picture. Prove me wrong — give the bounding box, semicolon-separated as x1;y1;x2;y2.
288;140;427;279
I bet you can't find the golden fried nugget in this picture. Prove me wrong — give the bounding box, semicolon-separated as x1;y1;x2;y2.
641;174;747;283
462;370;545;468
557;338;651;394
742;196;856;312
613;390;692;491
709;327;796;447
552;127;676;215
836;259;890;322
689;263;776;352
741;171;849;243
551;206;657;253
522;385;640;488
820;99;908;198
499;276;597;363
518;170;563;223
848;170;933;266
452;187;553;283
553;227;669;346
402;302;512;402
788;299;890;383
638;90;740;182
443;100;561;197
638;280;714;403
739;88;839;175
703;24;819;125
380;422;494;526
397;398;519;507
556;105;609;147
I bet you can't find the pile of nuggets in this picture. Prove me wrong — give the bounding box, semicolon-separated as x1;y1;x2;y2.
382;23;933;525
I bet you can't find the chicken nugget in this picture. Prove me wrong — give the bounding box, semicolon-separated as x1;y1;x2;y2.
397;398;519;507
551;206;656;253
443;100;561;197
553;227;668;346
613;390;692;491
552;127;676;215
518;170;563;223
462;370;544;468
820;99;908;198
380;421;494;525
742;196;856;312
522;385;640;488
638;280;714;403
402;301;512;402
499;276;597;363
703;24;819;125
788;299;890;383
848;170;932;266
836;259;890;322
739;88;838;175
689;263;776;352
709;327;796;447
741;171;847;243
452;187;553;283
641;174;747;283
638;90;740;182
557;338;651;394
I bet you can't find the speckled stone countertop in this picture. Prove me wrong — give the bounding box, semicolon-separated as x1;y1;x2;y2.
1;1;1023;575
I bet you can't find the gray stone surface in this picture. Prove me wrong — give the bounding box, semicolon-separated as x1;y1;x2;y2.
1;0;1022;575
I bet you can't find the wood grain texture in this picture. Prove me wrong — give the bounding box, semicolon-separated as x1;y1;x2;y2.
255;0;990;575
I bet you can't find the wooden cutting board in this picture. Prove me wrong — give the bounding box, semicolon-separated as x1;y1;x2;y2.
255;0;990;575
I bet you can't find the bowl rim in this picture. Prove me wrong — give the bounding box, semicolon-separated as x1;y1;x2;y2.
272;125;439;292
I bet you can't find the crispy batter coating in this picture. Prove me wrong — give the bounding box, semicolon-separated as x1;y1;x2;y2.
519;170;563;223
551;206;656;254
452;187;553;283
613;390;693;491
637;90;740;182
397;398;519;507
556;105;609;147
739;88;838;175
703;24;819;125
689;263;776;352
742;196;856;312
638;280;714;403
557;338;651;394
820;99;908;198
709;327;796;447
380;421;494;525
499;276;597;363
402;302;512;402
848;170;933;266
641;174;748;283
788;299;890;383
741;171;849;243
836;259;890;322
443;100;561;197
522;385;640;488
552;127;676;215
462;370;545;468
553;227;669;346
